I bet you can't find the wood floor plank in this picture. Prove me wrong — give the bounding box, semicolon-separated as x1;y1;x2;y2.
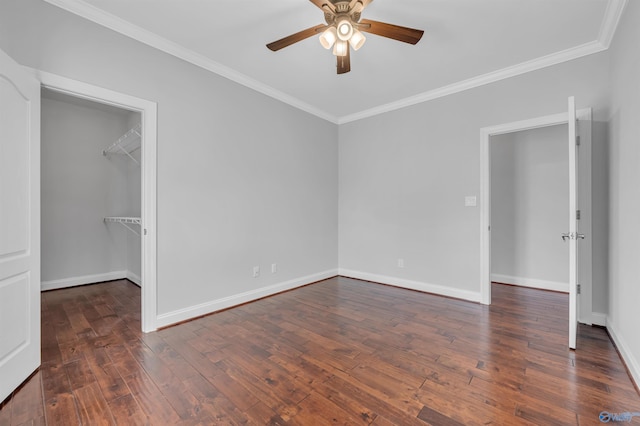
242;400;289;425
292;391;369;426
2;278;639;425
417;405;466;426
6;371;45;425
106;394;148;425
181;373;245;424
121;371;182;425
43;393;79;426
73;382;115;426
216;348;310;410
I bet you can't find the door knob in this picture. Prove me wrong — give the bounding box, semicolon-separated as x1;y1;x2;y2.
561;233;571;241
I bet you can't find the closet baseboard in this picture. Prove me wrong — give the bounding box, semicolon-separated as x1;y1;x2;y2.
41;271;127;291
126;271;142;287
490;273;569;293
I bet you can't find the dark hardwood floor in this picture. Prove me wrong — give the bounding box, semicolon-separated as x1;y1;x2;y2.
1;277;639;425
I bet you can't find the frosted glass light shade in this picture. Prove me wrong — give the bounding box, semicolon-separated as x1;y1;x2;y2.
333;39;348;56
336;17;353;41
319;27;337;49
349;29;366;51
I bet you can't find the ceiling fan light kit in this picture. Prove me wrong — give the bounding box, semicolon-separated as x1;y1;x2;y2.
266;0;424;74
336;16;354;41
319;26;337;49
333;39;349;56
349;30;366;51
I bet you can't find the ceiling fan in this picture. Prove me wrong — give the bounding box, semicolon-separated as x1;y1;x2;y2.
266;0;424;74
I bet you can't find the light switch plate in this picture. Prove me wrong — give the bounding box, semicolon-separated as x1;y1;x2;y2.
465;196;477;207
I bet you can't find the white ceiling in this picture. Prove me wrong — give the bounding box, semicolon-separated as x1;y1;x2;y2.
44;0;625;123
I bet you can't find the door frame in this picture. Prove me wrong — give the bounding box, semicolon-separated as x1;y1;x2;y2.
35;70;158;332
479;108;593;324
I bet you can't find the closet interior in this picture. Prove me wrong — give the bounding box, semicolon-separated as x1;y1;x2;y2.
41;88;142;291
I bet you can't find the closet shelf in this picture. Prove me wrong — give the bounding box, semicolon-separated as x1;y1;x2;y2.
103;123;141;165
104;216;141;236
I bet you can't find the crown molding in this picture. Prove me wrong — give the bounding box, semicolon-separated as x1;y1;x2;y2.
42;0;340;124
43;0;625;126
339;0;627;124
338;40;606;124
598;0;628;48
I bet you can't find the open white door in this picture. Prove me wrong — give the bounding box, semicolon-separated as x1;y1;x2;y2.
0;48;41;402
566;96;579;349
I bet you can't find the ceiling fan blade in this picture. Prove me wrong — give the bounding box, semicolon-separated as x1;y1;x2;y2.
267;24;327;51
337;47;351;74
349;0;372;11
358;19;424;45
309;0;335;13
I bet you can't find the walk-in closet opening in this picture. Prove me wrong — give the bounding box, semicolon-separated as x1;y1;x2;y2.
489;124;570;293
41;88;142;313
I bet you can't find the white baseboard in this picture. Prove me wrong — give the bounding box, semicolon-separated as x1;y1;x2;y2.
155;269;339;329
606;318;640;390
491;273;569;293
338;269;482;303
41;271;127;291
590;312;607;327
126;271;142;287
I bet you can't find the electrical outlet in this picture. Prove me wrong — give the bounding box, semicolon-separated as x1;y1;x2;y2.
465;196;477;207
271;263;277;273
253;266;260;278
398;258;405;268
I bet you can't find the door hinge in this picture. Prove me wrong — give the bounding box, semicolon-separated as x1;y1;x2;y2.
576;136;581;146
577;284;581;294
576;210;581;220
144;228;147;236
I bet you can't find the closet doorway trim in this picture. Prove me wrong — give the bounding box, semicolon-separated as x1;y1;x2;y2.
36;69;158;333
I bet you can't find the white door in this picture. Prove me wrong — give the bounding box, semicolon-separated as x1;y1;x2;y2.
566;96;579;349
0;48;41;402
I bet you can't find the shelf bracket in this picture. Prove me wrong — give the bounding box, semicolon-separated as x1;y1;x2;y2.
104;216;142;236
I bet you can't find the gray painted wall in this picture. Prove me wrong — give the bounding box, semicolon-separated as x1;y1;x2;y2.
490;125;569;288
339;52;610;301
2;1;636;383
607;0;640;385
1;0;338;315
41;91;132;283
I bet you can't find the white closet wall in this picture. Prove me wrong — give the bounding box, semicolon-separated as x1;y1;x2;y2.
41;89;141;290
490;124;569;291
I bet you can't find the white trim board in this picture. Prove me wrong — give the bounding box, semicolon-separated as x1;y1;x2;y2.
41;271;127;291
606;319;640;391
42;0;627;125
155;269;338;329
590;312;607;327
480;107;593;310
34;69;159;333
338;269;482;303
339;42;605;124
491;274;569;293
126;271;141;287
